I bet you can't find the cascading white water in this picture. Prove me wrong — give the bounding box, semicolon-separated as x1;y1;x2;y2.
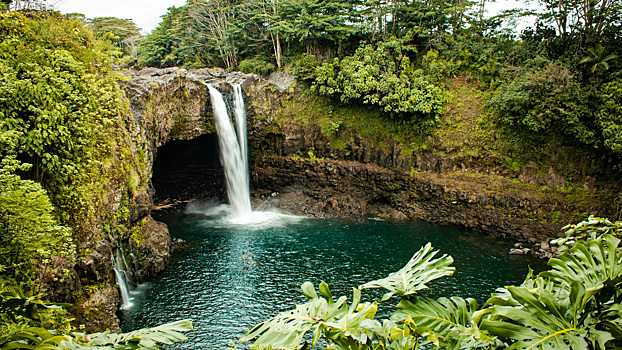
113;255;133;309
208;84;252;218
119;244;134;288
233;84;250;197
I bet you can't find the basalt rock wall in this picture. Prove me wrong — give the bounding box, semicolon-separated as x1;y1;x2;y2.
241;77;618;253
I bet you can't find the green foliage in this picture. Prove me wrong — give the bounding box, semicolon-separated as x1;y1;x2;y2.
580;44;618;75
490;61;598;145
481;233;622;349
137;6;190;68
0;288;193;349
238;56;275;75
394;296;497;349
90;17;141;58
0;9;142;311
0;156;73;286
311;40;444;122
90;17;140;42
0;11;126;214
597;80;622;157
294;53;318;82
552;215;622;251
241;282;377;349
0;288;71;344
242;218;622;349
2;320;193;350
359;243;455;301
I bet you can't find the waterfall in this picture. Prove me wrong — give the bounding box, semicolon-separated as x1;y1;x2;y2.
113;254;133;309
208;84;252;218
233;84;250;197
119;244;134;288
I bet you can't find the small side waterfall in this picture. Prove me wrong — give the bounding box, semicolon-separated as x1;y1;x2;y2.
208;84;252;218
113;254;133;309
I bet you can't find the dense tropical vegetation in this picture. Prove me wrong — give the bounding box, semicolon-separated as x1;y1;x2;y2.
130;0;622;172
0;0;621;348
0;10;192;349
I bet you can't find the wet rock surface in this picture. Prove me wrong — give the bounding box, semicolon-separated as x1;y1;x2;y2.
250;157;565;244
135;216;172;279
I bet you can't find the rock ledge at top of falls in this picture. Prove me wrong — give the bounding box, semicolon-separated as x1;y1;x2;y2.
123;67;263;97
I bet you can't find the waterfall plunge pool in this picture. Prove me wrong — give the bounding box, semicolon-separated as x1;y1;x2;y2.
119;207;547;349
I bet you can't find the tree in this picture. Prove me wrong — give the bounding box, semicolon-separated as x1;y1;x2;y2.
537;0;622;38
90;17;141;57
580;43;618;79
238;0;286;68
91;17;141;41
0;0;11;11
187;0;239;69
137;6;190;67
280;0;360;59
6;0;60;10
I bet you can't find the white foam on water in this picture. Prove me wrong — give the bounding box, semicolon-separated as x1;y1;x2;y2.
185;201;305;229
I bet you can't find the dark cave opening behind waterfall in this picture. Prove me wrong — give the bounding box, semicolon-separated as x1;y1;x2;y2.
152;134;226;204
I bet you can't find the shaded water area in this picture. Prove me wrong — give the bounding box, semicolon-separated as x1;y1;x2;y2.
119;209;547;349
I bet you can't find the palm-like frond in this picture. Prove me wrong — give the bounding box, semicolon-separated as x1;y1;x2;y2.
240;282;377;349
359;243;455;301
393;296;494;349
1;320;193;350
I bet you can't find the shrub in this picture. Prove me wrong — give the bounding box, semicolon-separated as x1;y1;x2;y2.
311;40;444;123
238;56;275;75
490;61;597;146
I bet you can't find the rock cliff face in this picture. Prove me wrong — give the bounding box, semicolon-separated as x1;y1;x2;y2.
127;66;617;242
52;68;257;332
87;67;615;330
241;79;618;251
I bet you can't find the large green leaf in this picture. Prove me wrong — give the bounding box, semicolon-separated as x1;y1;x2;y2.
393;296;495;349
67;319;194;349
359;243;455;301
481;281;594;349
485;270;569;308
542;234;622;302
480;235;622;349
2;320;193;350
240;282;377;349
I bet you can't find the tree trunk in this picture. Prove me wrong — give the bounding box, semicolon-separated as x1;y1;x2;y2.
271;31;282;69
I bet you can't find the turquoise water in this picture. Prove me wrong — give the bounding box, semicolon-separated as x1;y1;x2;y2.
119;209;547;349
